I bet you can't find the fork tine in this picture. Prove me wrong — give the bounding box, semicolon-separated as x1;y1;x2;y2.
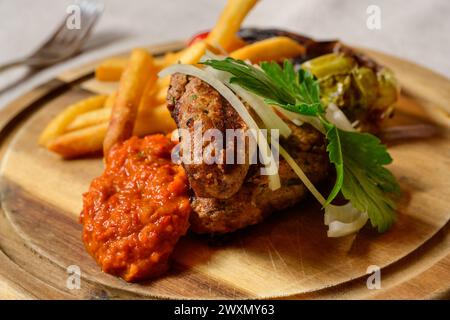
53;1;102;53
28;0;103;66
55;24;74;45
56;1;102;44
36;18;68;51
68;1;103;50
34;3;83;52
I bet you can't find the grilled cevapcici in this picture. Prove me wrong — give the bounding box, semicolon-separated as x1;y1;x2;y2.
81;30;398;281
165;33;397;234
167;73;329;233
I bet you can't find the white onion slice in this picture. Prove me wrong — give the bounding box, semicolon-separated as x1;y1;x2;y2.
280;143;368;237
161;59;369;237
204;67;292;138
200;51;291;138
278;145;326;205
325;103;355;131
272;105;324;133
327;210;368;237
159;64;281;190
324;202;363;225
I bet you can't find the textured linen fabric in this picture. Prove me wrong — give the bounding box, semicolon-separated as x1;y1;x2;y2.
0;0;449;109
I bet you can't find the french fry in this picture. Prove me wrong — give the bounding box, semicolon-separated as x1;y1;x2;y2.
177;40;207;65
95;58;128;81
47;123;108;158
230;36;306;63
42;0;267;158
155;86;169;105
156;76;170;90
48;104;176;158
206;0;258;51
66;91;116;131
39;95;107;146
138;76;171;109
154;51;183;70
138;77;161;111
103;48;156;155
226;35;247;52
66;108;112;131
104;92;117;108
81;79;118;95
135;104;177;136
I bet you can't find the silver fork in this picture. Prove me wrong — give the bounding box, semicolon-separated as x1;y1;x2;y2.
0;1;103;72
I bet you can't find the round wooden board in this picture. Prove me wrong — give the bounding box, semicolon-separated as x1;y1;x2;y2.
0;42;449;299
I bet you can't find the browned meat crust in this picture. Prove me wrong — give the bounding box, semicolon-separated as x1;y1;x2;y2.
190;124;329;233
167;74;329;234
167;73;249;200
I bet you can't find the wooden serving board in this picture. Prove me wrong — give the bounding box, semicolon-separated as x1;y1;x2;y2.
0;41;449;299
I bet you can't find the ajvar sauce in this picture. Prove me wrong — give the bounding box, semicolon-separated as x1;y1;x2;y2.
80;134;191;282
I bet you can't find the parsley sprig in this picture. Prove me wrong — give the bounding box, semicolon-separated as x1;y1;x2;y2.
203;57;400;232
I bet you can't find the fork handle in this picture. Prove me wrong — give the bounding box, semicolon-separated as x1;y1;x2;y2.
0;59;25;73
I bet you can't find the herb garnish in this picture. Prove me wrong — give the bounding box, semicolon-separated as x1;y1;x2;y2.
203;58;400;232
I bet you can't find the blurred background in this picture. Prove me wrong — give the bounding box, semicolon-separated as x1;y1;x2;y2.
0;0;449;108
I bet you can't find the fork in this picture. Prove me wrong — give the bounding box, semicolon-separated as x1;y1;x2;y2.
0;0;103;73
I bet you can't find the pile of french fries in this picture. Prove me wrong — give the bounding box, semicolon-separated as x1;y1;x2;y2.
39;0;306;158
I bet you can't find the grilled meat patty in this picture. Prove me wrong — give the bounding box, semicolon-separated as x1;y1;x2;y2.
167;73;329;234
167;73;249;200
190;124;329;233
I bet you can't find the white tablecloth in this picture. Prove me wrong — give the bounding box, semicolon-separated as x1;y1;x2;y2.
0;0;449;109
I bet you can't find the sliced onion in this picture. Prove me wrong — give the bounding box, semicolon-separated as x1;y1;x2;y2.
272;105;324;133
162;56;369;237
200;51;291;138
325;103;355;131
280;142;368;237
327;210;368;237
324;202;363;225
204;67;292;138
159;64;281;190
278;145;326;205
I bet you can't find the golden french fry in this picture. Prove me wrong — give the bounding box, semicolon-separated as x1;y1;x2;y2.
103;48;156;155
135;104;176;136
39;95;107;146
104;91;117;108
138;78;161;111
155;86;169;105
156;76;170;90
47;123;108;158
226;35;247;52
95;58;128;82
66;108;112;131
230;36;306;63
80;79;118;95
207;0;258;51
138;76;171;109
154;51;183;70
65;91;116;131
154;58;167;70
177;41;207;65
49;104;176;158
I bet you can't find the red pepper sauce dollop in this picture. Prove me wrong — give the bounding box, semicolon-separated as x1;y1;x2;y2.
80;135;191;282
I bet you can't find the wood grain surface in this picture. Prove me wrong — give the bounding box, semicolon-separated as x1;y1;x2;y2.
0;42;449;299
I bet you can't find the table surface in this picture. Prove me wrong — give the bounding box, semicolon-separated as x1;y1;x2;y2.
0;0;449;299
0;0;449;110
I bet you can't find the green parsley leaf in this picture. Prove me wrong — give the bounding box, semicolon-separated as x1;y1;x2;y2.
320;118;400;228
204;57;400;233
202;58;323;116
339;130;400;232
203;58;294;105
321;120;344;206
